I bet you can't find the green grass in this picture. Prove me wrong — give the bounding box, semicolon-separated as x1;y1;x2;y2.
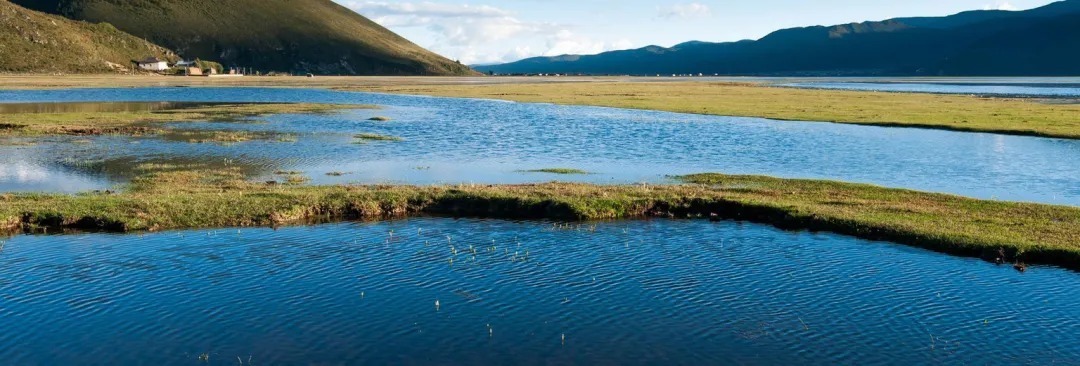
353;82;1080;139
521;168;590;175
2;169;1078;269
0;1;176;73
354;133;403;142
0;103;374;137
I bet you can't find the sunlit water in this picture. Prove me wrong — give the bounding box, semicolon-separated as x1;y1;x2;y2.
784;82;1080;97
0;88;1078;205
1;218;1077;365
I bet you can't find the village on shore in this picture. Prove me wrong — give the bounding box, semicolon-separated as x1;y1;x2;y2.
133;56;248;77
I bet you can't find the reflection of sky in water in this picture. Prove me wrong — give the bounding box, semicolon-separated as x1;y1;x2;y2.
3;218;1080;364
0;148;112;193
0;87;1077;205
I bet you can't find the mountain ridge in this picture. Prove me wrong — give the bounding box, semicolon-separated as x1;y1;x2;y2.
12;0;477;75
478;0;1080;76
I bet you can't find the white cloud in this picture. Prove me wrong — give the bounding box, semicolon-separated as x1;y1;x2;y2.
338;1;633;64
983;1;1019;10
341;1;510;19
658;3;712;19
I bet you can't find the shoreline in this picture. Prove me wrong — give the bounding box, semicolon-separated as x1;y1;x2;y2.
1;75;1076;139
3;171;1078;270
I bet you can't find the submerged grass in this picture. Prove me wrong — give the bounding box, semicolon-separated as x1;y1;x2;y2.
2;170;1078;269
0;103;375;137
521;168;590;175
354;133;404;142
351;82;1080;139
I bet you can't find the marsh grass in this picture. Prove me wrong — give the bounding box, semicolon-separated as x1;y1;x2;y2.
352;82;1080;139
521;168;590;175
0;103;375;137
354;133;404;142
161;130;258;144
368;116;392;122
3;170;1078;269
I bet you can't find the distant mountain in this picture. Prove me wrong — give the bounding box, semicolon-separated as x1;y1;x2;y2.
0;0;175;73
12;0;477;76
478;0;1080;76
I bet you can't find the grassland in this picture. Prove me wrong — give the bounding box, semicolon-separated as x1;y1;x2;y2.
2;169;1077;269
0;103;373;137
351;81;1080;139
3;75;1071;138
0;1;175;73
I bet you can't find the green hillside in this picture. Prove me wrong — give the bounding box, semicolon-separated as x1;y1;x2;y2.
13;0;476;76
0;0;175;73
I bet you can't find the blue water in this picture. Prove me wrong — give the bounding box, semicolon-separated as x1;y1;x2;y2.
784;82;1080;97
1;218;1077;365
0;88;1077;205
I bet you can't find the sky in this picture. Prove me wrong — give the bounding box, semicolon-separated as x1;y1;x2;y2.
332;0;1060;65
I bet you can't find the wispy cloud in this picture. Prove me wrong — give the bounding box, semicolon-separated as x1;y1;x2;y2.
340;1;633;64
983;1;1019;10
658;3;712;19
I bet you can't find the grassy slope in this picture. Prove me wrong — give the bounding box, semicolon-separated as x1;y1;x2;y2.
12;0;477;76
354;82;1080;139
0;0;174;73
0;103;372;136
2;170;1078;268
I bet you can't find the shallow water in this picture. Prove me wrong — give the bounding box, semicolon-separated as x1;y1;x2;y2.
0;218;1076;365
0;101;237;114
784;82;1080;97
1;87;1079;205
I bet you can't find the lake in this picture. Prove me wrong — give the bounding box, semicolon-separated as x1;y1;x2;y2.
1;218;1077;365
1;88;1078;205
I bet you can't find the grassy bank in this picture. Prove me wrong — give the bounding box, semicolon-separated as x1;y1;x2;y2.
352;82;1080;139
0;103;373;137
2;169;1078;269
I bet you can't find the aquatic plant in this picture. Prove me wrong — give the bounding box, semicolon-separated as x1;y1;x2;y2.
520;168;590;175
353;133;404;142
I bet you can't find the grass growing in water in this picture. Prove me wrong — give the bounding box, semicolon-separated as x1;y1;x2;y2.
350;82;1080;139
2;170;1078;269
354;133;404;142
521;168;590;175
368;116;392;121
0;103;375;137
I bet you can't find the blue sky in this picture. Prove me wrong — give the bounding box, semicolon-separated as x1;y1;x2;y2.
333;0;1059;64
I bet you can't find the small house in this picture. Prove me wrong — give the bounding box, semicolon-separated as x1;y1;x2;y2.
136;57;169;72
186;67;203;76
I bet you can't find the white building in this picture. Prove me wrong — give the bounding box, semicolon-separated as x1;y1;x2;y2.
136;57;169;72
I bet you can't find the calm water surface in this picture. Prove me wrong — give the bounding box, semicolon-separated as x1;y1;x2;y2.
1;218;1077;365
0;87;1078;205
784;82;1080;97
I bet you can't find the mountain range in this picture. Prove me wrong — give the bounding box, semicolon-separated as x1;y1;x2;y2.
477;0;1080;76
5;0;475;75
